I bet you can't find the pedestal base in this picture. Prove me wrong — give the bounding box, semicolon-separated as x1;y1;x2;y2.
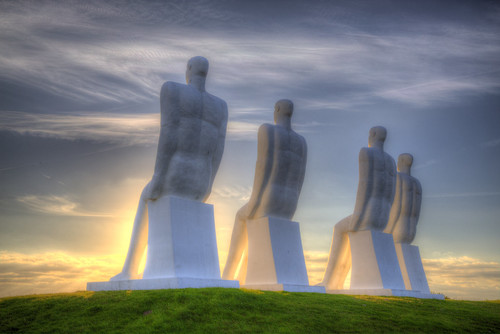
395;243;431;293
143;196;221;279
87;277;239;291
88;196;239;292
245;216;310;286
326;288;444;300
349;230;405;290
243;283;325;293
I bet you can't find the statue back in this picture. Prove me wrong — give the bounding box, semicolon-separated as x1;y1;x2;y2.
158;82;228;201
351;147;396;231
256;124;307;220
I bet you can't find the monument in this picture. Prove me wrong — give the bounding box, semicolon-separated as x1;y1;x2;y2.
87;56;238;291
320;127;443;299
320;126;406;295
222;99;323;293
384;153;438;297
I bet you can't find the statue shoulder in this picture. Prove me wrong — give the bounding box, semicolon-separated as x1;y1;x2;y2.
160;81;185;97
259;123;275;132
291;129;307;149
205;92;228;116
358;147;372;161
257;123;275;140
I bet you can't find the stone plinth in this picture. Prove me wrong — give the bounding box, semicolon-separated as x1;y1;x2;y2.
242;216;325;293
326;230;443;299
347;230;405;290
87;196;238;291
394;243;430;293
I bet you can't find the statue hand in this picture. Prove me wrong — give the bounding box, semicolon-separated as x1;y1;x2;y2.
142;179;162;201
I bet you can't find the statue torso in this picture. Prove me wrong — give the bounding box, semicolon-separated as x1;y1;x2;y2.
160;82;227;200
353;146;396;231
257;124;307;219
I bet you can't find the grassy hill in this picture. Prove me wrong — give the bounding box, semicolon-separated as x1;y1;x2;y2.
1;288;499;333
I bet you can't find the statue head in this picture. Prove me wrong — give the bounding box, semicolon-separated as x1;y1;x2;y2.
186;56;209;86
274;99;293;128
368;126;387;149
397;153;414;174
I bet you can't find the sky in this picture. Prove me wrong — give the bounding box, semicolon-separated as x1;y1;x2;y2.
0;0;499;300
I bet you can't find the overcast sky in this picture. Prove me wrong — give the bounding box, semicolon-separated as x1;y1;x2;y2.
0;0;499;300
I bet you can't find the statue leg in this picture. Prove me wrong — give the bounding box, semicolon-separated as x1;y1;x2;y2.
110;185;149;281
222;204;249;281
319;215;352;290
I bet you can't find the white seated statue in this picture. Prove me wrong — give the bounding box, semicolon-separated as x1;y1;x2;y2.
384;153;431;293
320;126;399;291
99;56;231;288
222;100;319;292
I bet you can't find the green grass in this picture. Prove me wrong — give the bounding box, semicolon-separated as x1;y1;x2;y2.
1;288;499;333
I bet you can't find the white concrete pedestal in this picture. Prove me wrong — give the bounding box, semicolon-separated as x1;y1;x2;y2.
326;230;443;299
394;243;431;293
242;217;325;293
87;196;238;291
348;230;405;290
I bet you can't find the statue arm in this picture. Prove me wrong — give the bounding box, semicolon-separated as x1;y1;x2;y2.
247;124;274;218
351;147;372;231
204;100;228;202
297;136;308;195
385;173;402;234
148;82;178;200
222;204;249;280
409;178;423;241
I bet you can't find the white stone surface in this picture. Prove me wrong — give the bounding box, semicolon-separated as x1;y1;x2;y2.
88;277;239;291
245;217;309;285
348;230;405;290
384;153;422;244
241;217;322;293
321;126;397;290
90;196;239;291
87;196;239;291
384;153;430;293
394;243;430;293
143;195;221;279
223;100;308;284
109;56;228;281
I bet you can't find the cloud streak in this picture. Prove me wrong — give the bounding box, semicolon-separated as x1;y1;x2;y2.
0;111;159;145
16;195;113;217
0;251;121;297
423;256;500;300
1;1;499;114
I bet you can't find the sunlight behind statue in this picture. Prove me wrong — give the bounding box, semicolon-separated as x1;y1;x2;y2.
111;56;228;281
320;126;396;290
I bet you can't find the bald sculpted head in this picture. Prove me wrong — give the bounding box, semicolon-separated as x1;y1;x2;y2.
186;56;209;86
397;153;414;175
274;99;293;129
368;126;387;149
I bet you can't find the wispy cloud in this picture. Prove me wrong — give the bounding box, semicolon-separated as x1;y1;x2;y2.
0;250;121;297
0;111;159;145
211;185;252;203
1;1;499;114
226;121;260;141
423;256;500;300
17;194;112;217
424;191;500;199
